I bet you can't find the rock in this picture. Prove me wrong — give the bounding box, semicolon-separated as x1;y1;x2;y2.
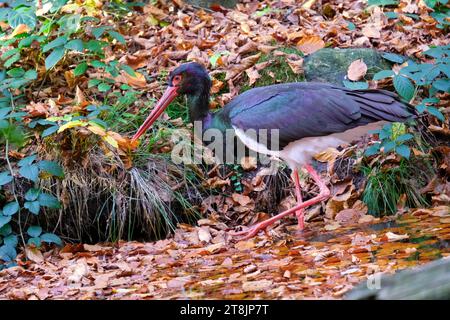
185;0;238;9
304;48;393;85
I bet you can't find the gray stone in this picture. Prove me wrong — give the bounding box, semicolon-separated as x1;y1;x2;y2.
304;48;393;85
184;0;238;9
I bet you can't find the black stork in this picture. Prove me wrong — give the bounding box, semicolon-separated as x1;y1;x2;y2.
132;62;414;239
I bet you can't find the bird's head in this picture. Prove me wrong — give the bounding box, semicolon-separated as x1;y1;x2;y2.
131;62;211;142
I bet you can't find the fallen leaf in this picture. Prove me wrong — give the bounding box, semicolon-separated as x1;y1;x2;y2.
242;279;273;292
240;156;257;171
67;260;89;283
347;59;368;81
385;232;409;242
25;247;44;263
198;227;212;243
297;35;325;55
234;240;255;251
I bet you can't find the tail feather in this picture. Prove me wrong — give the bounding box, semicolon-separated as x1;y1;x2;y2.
344;89;416;122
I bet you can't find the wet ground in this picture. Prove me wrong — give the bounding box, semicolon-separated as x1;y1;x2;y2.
0;208;449;299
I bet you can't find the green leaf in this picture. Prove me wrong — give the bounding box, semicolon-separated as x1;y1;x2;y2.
0;215;11;229
85;40;106;54
27;225;42;238
0;171;13;186
439;63;450;78
25;188;41;201
18;154;37;167
38;193;61;209
43;36;68;53
19;164;39;182
0;244;17;262
382;52;405;64
92;26;108;39
427;106;445;122
383;141;396;153
393;75;414;101
433;79;450;93
1;48;20;60
368;0;398;5
27;237;41;247
3;234;18;248
384;11;398;19
396;144;411;159
396;133;414;142
42;125;59;137
4;53;20;68
6;68;25;78
342;80;369;90
2;202;19;216
98;83;112;92
379;126;392;139
108;30;126;44
40;233;63;246
91;60;106;68
346;21;356;30
24;201;40;215
0;223;12;236
365;144;381;156
73;62;88;76
8;6;36;29
38;160;64;178
120;64;136;76
64;39;83;52
24;69;37;80
45;47;66;70
88;79;102;88
373;70;394;80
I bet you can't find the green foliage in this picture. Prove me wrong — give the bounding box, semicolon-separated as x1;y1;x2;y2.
367;0;399;6
361;160;429;216
374;45;449;122
365;123;414;159
230;164;244;193
0;125;64;268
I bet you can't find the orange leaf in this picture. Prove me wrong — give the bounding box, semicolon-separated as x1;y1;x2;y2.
297;35;325;55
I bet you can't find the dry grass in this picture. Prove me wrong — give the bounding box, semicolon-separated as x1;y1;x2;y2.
35;147;203;243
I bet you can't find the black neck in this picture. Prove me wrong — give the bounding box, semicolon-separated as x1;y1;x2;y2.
187;90;210;122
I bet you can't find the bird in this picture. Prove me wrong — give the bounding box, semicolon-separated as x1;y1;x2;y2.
131;62;415;239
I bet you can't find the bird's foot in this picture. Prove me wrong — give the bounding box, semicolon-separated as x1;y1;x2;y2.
229;220;273;240
296;209;305;230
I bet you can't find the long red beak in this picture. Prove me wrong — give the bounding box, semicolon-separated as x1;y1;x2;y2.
131;86;179;142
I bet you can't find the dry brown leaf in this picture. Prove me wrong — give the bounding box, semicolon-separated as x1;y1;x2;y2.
25;247;44;263
314;147;341;163
242;279;273;292
198;227;212;243
225;53;261;80
232;193;252;206
335;208;363;225
83;244;105;251
234;240;255;251
240;156;257;171
347;59;368;81
67;260;89;283
297;35;325;55
385;232;409;242
115;70;147;88
245;67;260;86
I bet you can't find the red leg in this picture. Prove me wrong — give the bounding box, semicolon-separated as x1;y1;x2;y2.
231;164;330;240
292;168;304;229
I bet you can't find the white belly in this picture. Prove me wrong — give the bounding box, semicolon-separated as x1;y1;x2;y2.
233;121;387;170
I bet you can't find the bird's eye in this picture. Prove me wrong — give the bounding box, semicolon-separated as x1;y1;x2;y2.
172;75;182;86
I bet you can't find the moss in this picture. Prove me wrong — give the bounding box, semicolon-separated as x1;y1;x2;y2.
241;47;305;92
